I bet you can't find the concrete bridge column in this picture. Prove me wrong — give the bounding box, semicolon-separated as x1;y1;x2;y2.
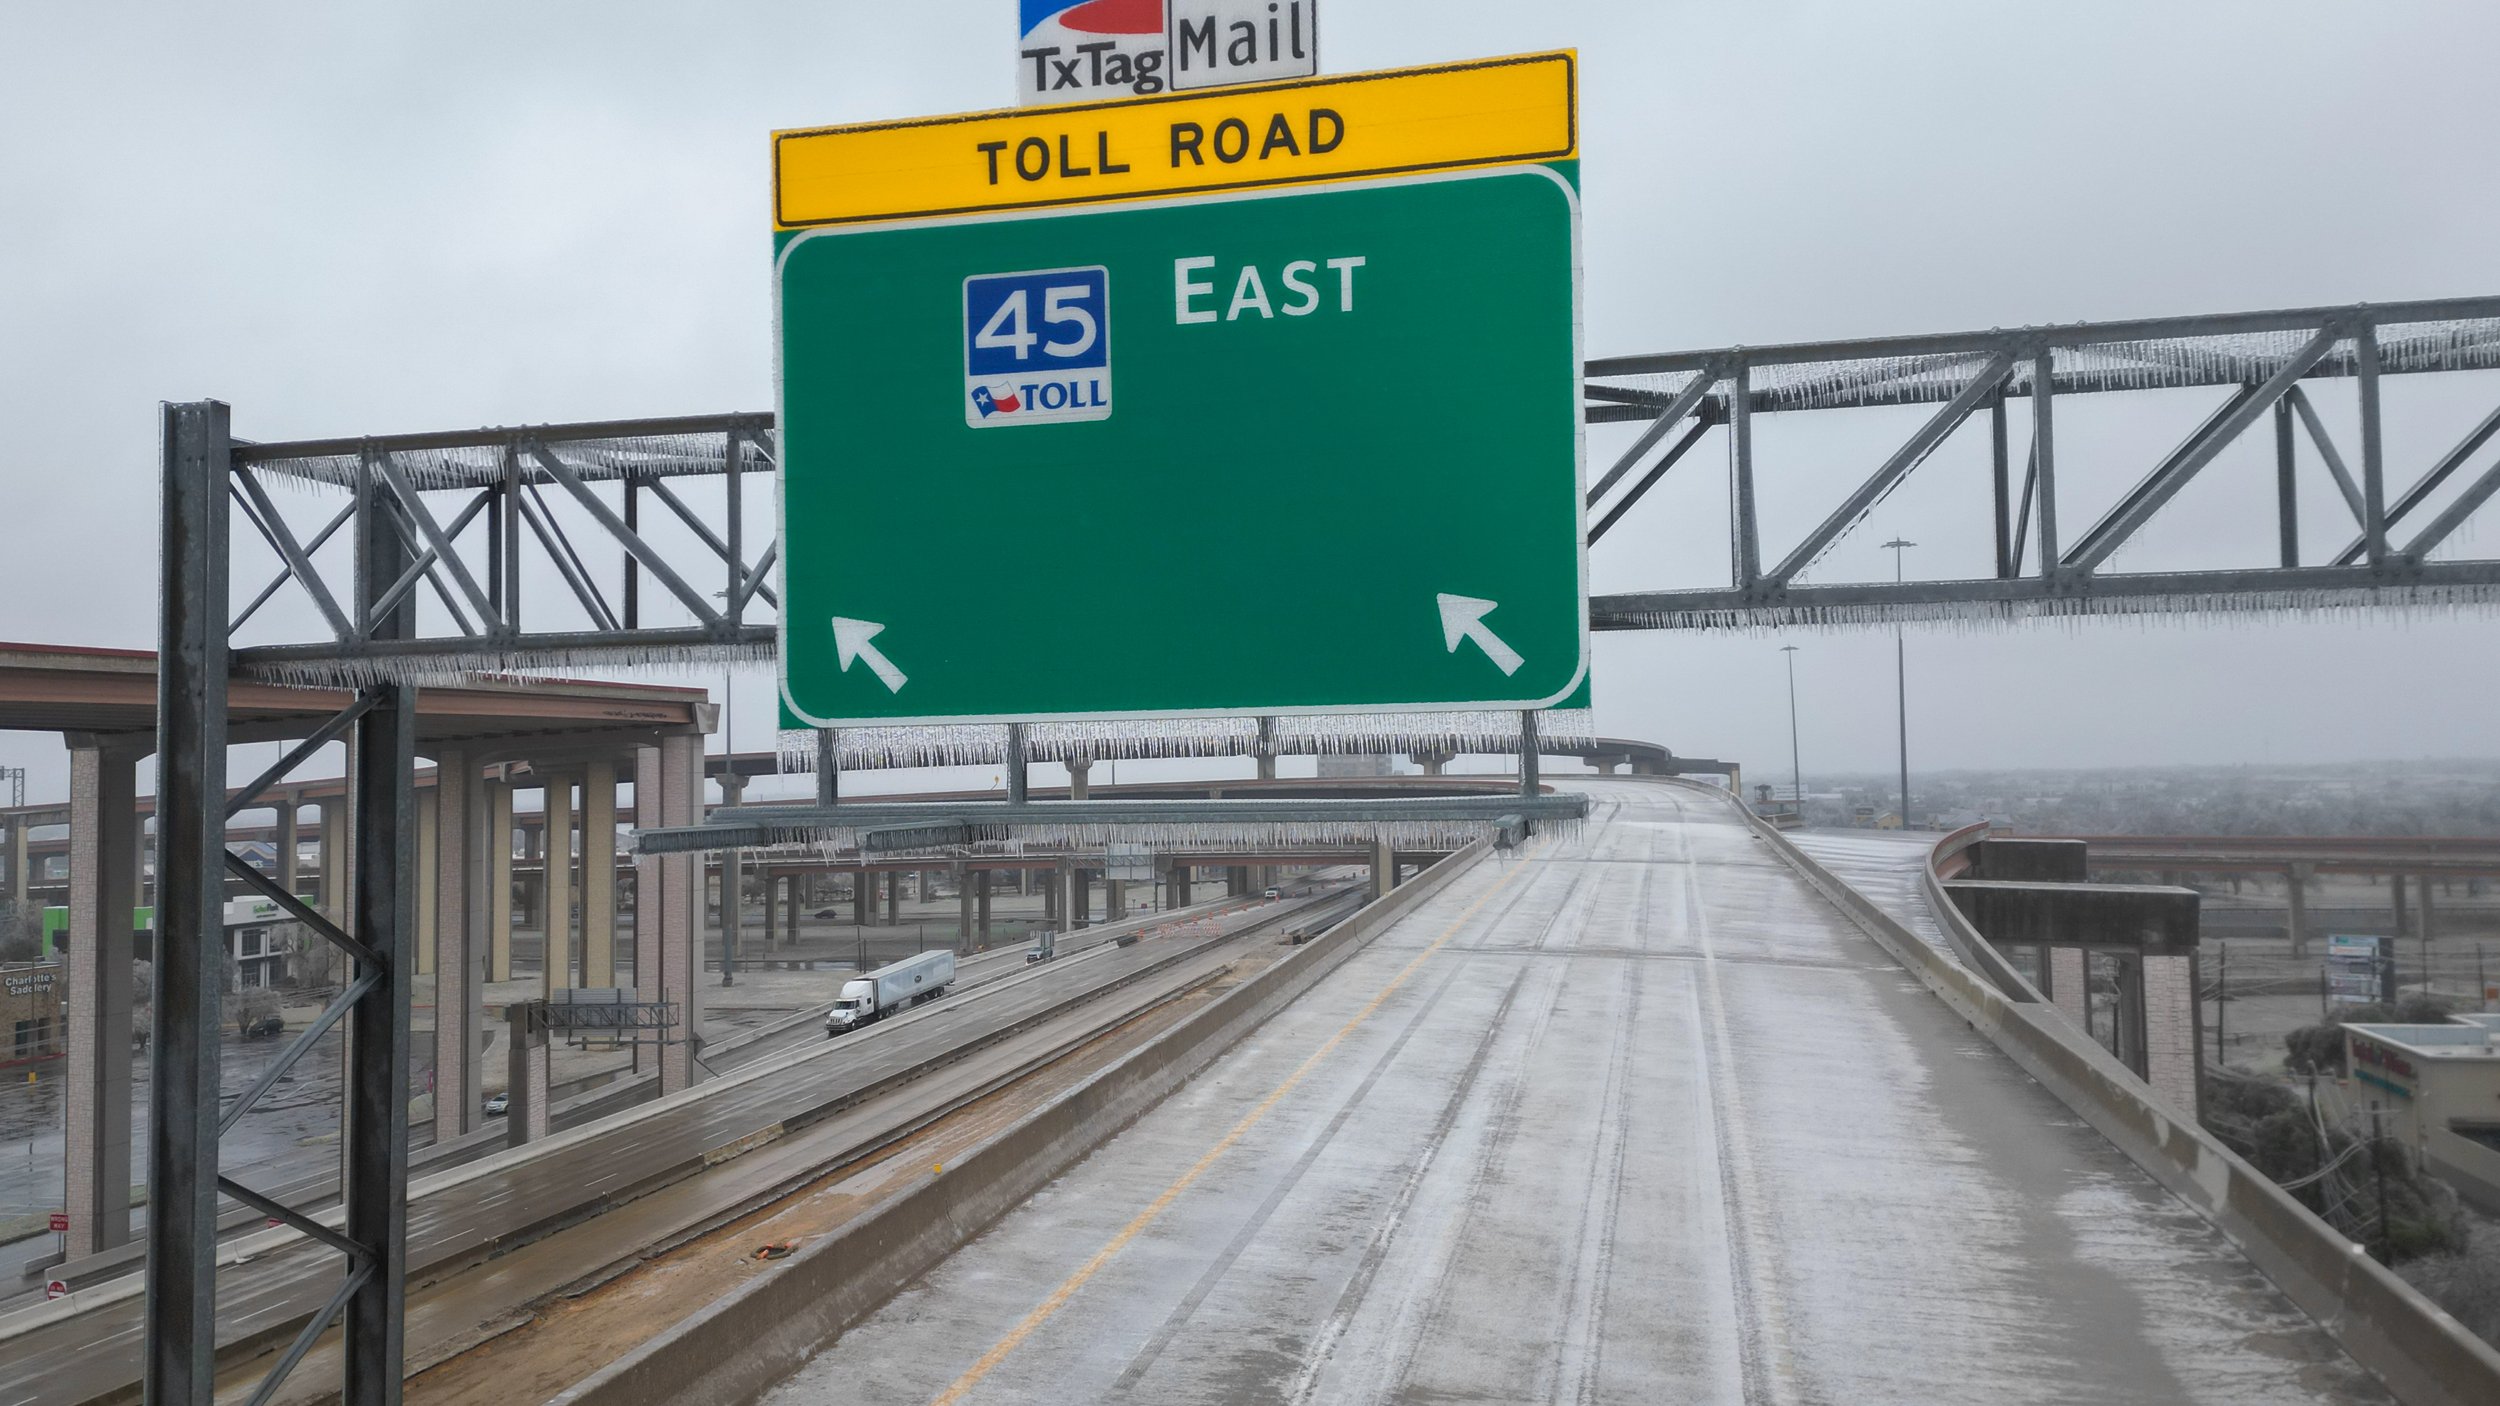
433;747;488;1139
1067;757;1091;801
2144;953;2203;1118
1412;750;1451;777
64;743;138;1258
1043;866;1061;922
2391;871;2409;940
956;863;974;949
1069;866;1091;930
1169;864;1192;907
2049;948;2088;1032
582;760;618;988
543;776;574;991
634;736;703;1093
317;800;347;924
414;787;437;976
976;870;992;946
505;1004;551;1150
1370;839;1395;903
273;798;299;898
6;816;29;904
718;774;746;984
487;775;515;983
632;748;664;1074
1105;878;1125;922
884;869;900;924
762;869;778;948
663;735;705;1086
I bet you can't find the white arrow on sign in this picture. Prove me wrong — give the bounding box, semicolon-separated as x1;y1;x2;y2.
830;617;908;693
1436;593;1524;676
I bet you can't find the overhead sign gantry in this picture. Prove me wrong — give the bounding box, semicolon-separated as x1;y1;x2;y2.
772;51;1587;729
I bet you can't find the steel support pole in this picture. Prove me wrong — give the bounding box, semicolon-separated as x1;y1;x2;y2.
340;685;413;1406
2275;396;2300;567
147;399;231;1406
1989;394;2012;578
2357;324;2389;565
1006;723;1028;805
1518;710;1540;798
1729;362;1760;588
2031;353;2060;573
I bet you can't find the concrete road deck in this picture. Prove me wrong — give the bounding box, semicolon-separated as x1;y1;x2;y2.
0;889;1344;1406
765;780;2388;1405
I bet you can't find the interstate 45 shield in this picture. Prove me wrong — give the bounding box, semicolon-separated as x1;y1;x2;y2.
774;165;1585;727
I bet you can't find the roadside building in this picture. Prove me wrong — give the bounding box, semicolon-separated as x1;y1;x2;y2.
2341;1014;2500;1214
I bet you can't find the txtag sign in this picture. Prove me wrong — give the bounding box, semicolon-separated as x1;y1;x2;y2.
1019;1;1317;104
1019;0;1170;104
1169;2;1318;90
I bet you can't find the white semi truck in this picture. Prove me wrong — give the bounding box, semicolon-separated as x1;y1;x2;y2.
824;949;956;1035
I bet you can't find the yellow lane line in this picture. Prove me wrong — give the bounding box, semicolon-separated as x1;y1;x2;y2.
927;845;1542;1406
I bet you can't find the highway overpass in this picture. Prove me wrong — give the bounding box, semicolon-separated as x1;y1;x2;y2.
4;778;2456;1404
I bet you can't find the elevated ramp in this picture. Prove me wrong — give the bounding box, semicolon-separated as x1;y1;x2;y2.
757;781;2388;1404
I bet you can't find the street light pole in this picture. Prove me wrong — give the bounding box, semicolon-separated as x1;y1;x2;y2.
1882;538;1915;828
1780;645;1802;816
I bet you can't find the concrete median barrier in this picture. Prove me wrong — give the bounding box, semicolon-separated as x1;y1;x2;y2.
549;839;1491;1406
1720;785;2500;1406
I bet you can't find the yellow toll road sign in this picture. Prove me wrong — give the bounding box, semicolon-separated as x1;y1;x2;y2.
773;50;1575;230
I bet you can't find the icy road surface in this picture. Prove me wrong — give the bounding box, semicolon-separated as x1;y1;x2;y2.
763;780;2386;1405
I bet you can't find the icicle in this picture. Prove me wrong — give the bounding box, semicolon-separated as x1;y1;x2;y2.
236;638;772;689
774;708;1596;773
633;812;1584;859
1611;580;2500;635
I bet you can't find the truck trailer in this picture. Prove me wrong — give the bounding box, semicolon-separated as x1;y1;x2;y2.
825;949;956;1035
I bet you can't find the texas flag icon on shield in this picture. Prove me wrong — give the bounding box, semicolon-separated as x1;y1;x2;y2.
970;381;1023;418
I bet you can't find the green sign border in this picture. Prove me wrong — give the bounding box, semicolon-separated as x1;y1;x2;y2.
772;164;1587;729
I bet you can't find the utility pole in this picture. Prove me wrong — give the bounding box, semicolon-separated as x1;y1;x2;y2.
1780;645;1803;817
2215;942;2227;1064
2370;1102;2391;1263
1881;539;1915;828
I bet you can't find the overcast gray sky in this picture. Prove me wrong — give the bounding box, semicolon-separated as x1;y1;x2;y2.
4;1;2498;799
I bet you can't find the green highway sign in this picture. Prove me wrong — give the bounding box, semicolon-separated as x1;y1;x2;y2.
772;58;1584;729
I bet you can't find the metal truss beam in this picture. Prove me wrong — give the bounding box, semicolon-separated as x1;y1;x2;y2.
1586;294;2500;389
1583;297;2500;628
229;417;774;679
